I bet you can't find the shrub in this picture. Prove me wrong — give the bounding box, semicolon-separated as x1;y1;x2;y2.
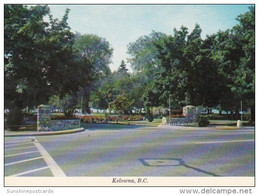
80;115;144;123
169;114;185;118
51;115;77;120
120;115;143;121
171;109;182;115
106;116;118;122
146;112;154;122
23;113;37;121
6;108;24;131
81;116;106;123
198;116;210;127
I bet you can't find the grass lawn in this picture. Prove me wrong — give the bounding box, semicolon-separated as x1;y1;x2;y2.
81;118;162;130
119;118;162;127
5;124;37;131
209;120;249;126
90;113;118;117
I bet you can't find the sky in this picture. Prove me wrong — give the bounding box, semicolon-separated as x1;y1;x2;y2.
48;4;252;72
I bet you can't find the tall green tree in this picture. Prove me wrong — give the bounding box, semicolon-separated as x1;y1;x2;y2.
144;26;189;108
74;33;113;77
233;6;255;121
209;6;255;120
73;33;113;112
127;31;166;71
183;24;223;107
117;60;128;74
109;94;134;114
5;5;51;109
4;5;92;111
90;72;116;111
144;25;225;111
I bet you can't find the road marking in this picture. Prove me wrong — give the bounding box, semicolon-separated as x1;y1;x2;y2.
195;139;254;145
5;157;43;166
33;138;66;177
5;146;35;151
5;142;33;147
5;139;32;144
9;166;50;177
5;151;39;157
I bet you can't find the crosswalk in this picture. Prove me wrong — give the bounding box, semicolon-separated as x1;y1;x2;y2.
4;137;65;177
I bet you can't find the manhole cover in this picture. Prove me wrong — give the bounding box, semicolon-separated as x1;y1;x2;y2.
145;159;180;166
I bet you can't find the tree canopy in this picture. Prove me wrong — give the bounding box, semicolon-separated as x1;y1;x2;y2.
5;5;255;122
4;5;92;109
127;6;254;120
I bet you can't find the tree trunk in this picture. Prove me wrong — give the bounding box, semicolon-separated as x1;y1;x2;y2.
250;106;255;122
207;108;211;114
235;108;240;120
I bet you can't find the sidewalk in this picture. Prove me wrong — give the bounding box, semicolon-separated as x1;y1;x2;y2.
4;127;85;137
158;124;255;131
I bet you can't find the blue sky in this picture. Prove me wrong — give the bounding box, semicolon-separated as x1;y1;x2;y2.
48;4;251;71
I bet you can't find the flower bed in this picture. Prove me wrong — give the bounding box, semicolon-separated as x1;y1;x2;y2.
168;114;185;118
169;117;197;126
80;115;144;123
120;115;144;121
51;115;78;120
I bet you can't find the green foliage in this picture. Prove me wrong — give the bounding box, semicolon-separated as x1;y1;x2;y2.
73;33;114;112
74;33;113;77
127;31;166;71
5;5;254;123
48;95;61;108
117;60;128;74
143;24;223;108
60;94;80;117
90;72;117;110
197;116;210;127
81;115;144;123
146;108;154;122
207;6;255;120
90;63;146;113
131;7;255;122
109;94;135;114
4;5;93;110
127;31;167;105
6;107;24;131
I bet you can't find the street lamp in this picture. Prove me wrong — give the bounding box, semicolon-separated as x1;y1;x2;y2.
169;94;171;124
79;96;83;127
240;100;243;121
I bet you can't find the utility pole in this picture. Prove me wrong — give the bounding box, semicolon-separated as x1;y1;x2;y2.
240;100;243;121
169;94;171;124
79;96;83;127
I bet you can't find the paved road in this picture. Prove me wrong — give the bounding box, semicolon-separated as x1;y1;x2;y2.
4;125;254;177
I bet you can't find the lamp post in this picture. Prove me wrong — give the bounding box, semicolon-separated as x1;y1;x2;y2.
169;94;171;124
240;100;243;121
79;96;83;127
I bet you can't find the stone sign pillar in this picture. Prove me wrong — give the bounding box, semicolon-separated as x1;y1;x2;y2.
37;105;51;131
183;105;199;119
162;117;167;125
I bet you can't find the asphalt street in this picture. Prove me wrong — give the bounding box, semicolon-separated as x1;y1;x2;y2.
4;125;255;177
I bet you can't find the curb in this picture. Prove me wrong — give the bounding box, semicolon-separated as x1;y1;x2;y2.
158;125;254;131
4;128;85;137
214;126;238;130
